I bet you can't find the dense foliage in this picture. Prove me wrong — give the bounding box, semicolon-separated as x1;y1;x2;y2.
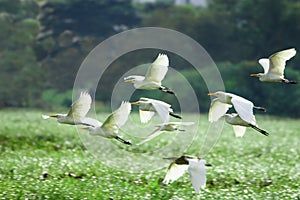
0;110;299;199
0;0;299;117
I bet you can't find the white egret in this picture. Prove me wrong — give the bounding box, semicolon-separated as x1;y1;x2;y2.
124;53;175;94
163;156;211;193
224;113;269;137
42;91;101;127
130;97;181;123
208;91;266;122
137;122;194;145
81;101;132;145
251;48;297;84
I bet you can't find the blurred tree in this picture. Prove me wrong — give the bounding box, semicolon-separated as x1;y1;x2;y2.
39;0;140;38
37;0;141;95
0;0;43;107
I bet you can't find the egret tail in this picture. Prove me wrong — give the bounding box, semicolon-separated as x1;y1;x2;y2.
115;136;132;145
170;112;182;119
249;124;269;136
253;106;267;112
159;86;175;95
282;79;297;84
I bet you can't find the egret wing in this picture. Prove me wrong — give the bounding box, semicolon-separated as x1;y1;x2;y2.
139;110;155;123
258;58;270;74
124;75;145;82
187;159;207;193
67;92;92;119
269;48;296;76
209;99;232;122
231;96;256;125
232;125;247;137
167;122;195;126
80;117;103;127
144;54;169;83
102;102;131;131
136;126;163;145
163;162;189;184
152;101;170;123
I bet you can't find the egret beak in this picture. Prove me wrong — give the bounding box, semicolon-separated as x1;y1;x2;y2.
124;79;134;83
250;74;259;77
79;127;89;130
42;114;58;119
42;115;51;119
207;93;216;96
130;101;139;105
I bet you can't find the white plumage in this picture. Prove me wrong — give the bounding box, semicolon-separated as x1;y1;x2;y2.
208;91;265;123
251;48;297;84
42;91;100;126
81;101;132;145
224;113;269;137
131;97;181;124
136;121;194;145
163;156;208;193
124;53;175;94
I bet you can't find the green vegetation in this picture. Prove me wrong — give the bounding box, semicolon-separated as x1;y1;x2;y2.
0;109;299;199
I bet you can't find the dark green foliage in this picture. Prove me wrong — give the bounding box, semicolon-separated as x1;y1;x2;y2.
39;0;140;38
0;0;43;107
0;0;299;117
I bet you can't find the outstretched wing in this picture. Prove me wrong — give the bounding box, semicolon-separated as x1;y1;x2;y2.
139;110;155;123
67;91;92;119
102;102;131;132
258;58;270;74
163;162;188;184
231;95;256;125
232;125;247;137
269;48;296;76
152;101;171;123
209;99;232;122
80;117;103;127
144;54;169;83
136;126;163;145
187;159;207;193
166;122;194;126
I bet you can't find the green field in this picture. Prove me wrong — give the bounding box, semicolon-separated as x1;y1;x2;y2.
0;109;299;199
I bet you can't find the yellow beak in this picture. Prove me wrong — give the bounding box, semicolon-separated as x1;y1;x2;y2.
124;79;134;83
250;74;259;77
207;93;216;96
130;101;139;105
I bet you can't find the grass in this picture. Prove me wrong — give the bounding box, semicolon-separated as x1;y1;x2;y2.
0;109;299;199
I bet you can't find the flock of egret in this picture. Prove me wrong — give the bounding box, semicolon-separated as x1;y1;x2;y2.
43;48;297;193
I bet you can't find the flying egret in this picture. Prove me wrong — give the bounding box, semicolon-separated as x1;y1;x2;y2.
124;53;175;94
81;101;132;145
42;91;101;127
136;122;194;145
250;48;297;84
163;156;211;193
224;113;269;137
130;97;181;123
208;91;266;122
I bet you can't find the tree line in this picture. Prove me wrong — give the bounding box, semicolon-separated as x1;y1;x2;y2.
0;0;299;117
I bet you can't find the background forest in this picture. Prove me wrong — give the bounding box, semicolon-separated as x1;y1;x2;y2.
0;0;300;117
